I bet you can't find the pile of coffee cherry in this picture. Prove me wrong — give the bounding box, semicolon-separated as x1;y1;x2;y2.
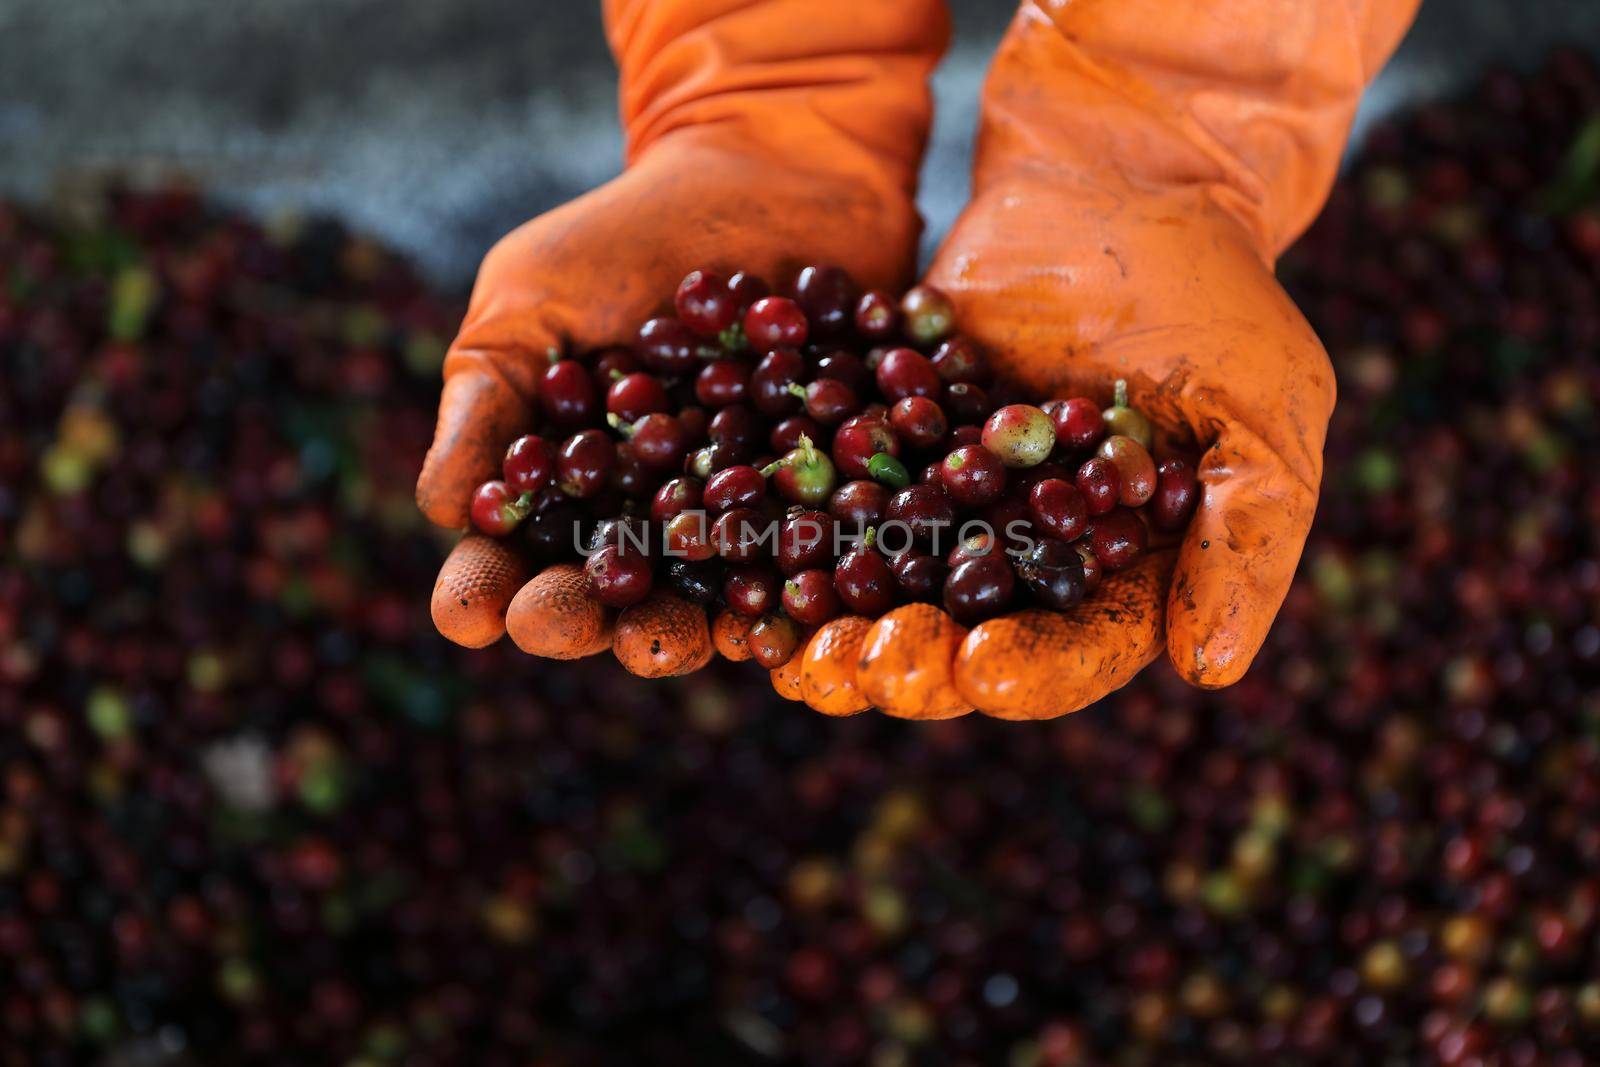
468;267;1198;667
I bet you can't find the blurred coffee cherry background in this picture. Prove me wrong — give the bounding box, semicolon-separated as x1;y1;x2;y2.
4;3;1600;1065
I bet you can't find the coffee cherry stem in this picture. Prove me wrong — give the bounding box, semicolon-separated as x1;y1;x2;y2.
718;322;747;353
605;412;634;439
762;433;819;476
1113;378;1129;410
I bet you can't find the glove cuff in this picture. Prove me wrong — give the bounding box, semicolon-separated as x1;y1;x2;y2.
976;0;1419;259
604;0;948;202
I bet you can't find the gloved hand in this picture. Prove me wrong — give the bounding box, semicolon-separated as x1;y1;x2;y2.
781;0;1421;718
420;0;947;668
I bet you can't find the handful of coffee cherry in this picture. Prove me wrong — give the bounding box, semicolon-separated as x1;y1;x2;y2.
468;267;1198;670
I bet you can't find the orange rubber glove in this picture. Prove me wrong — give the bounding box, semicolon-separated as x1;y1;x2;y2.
779;0;1422;718
420;0;947;664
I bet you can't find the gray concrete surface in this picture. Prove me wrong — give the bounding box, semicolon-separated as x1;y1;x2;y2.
2;1;1598;287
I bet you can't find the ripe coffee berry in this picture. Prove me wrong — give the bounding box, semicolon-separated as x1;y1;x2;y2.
503;434;555;495
854;290;900;339
829;479;889;528
891;552;947;603
677;405;708;441
1152;456;1200;531
748;614;800;669
944;382;991;425
541;359;599;426
703;465;767;512
946;530;1002;569
724;564;782;617
664;510;716;562
949;424;983;449
712;508;768;563
1089;509;1148;572
1051;396;1106;449
834;538;896;615
750;348;805;417
635;316;699;374
889;396;948;448
674;269;738;337
557;430;615;498
651;476;703;522
695;360;749;407
793;265;857;337
584;545;653;607
607;372;670;422
939;445;1007;508
944;554;1015;625
771;415;821;454
1028;478;1089;542
1074;456;1121;516
686;442;743;480
1016;538;1087;610
593;346;641;381
777;510;836;575
1099;435;1157;507
709;404;761;448
612;442;650;496
875;348;941;402
783;569;841;627
588;515;649;554
983;494;1035;556
726;270;768;312
832;414;900;480
1075;541;1103;591
665;559;722;604
525;498;583;561
930;337;990;384
470;480;532;537
744;297;809;350
1015;460;1075;496
812;349;871;393
791;378;858;424
885;483;956;551
627;413;690;472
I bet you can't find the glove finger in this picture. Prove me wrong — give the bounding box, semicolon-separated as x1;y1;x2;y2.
856;604;974;720
613;593;712;678
430;534;531;648
798;616;874;716
506;562;613;659
953;547;1178;720
1166;429;1318;688
416;358;533;529
770;655;805;702
711;610;756;662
